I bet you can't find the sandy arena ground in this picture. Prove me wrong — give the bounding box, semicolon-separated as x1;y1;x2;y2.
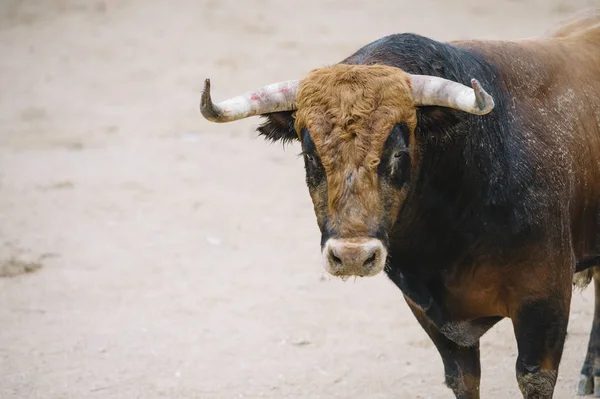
2;0;600;398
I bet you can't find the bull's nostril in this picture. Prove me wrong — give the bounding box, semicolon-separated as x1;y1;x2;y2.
363;252;377;267
329;252;343;268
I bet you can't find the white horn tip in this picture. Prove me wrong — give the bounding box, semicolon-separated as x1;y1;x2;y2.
200;78;223;122
203;78;210;91
470;78;495;115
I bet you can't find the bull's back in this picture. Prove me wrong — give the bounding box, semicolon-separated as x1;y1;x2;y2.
545;7;600;39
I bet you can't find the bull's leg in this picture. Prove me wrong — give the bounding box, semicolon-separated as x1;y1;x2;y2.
578;268;600;396
512;295;571;399
405;298;483;399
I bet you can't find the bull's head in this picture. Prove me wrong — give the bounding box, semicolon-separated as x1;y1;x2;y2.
201;64;494;277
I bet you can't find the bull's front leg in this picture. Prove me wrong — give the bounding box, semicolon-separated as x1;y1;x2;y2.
405;297;482;399
511;293;571;398
578;267;600;396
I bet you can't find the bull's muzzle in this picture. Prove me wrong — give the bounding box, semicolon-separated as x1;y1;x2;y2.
322;238;387;277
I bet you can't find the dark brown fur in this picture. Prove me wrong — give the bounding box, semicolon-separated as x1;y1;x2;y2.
454;19;600;292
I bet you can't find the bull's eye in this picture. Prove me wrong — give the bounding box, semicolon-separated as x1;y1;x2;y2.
378;123;411;186
301;129;326;189
303;152;325;189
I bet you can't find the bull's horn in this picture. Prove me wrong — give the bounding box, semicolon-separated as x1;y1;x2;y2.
409;75;495;115
200;79;299;123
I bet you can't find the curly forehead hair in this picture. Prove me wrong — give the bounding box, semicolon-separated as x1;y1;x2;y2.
293;64;417;235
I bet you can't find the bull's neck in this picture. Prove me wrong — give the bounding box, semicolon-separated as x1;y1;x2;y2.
387;45;530;277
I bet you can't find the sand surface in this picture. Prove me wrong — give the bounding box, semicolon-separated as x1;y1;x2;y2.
1;0;600;397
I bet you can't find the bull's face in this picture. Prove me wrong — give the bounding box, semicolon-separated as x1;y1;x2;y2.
200;63;494;278
294;65;417;277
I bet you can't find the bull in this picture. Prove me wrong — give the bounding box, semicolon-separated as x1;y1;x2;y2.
199;9;600;399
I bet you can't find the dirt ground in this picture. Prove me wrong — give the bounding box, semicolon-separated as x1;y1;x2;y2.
2;0;600;398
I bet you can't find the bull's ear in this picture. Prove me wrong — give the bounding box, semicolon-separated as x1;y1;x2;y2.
415;106;462;139
257;111;298;145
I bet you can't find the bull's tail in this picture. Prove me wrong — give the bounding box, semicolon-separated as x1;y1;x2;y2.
573;256;600;289
574;268;595;290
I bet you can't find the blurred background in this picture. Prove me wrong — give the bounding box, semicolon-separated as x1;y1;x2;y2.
1;0;599;398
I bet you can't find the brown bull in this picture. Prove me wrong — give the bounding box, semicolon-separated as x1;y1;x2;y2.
200;9;600;399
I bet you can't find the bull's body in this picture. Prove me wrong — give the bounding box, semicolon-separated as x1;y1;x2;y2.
201;10;600;398
340;16;600;397
338;16;600;397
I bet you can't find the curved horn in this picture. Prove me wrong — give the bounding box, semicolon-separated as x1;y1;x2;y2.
200;79;299;123
409;75;495;115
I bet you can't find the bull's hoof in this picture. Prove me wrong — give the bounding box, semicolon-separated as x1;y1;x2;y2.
577;375;600;396
578;374;593;395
